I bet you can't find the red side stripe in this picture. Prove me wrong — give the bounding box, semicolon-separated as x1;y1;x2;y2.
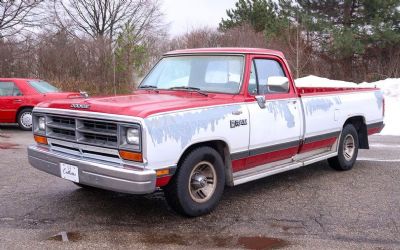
367;127;382;135
232;136;339;173
299;137;337;153
232;147;298;172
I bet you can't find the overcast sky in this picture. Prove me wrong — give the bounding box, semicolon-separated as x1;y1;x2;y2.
162;0;237;36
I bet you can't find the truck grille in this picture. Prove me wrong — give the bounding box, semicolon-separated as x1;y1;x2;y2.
46;115;119;148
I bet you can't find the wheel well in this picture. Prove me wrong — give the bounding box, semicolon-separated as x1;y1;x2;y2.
344;116;369;149
178;140;234;187
15;106;34;121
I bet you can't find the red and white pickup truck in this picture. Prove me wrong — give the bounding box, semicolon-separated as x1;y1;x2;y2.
28;48;384;216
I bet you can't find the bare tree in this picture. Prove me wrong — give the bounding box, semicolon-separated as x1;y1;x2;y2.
0;0;43;38
55;0;163;41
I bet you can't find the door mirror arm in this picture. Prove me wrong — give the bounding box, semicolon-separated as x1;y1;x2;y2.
255;95;266;109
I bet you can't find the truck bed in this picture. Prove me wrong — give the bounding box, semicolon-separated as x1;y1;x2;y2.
297;86;377;95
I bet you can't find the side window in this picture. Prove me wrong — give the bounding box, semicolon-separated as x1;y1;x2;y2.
249;59;289;95
0;82;22;97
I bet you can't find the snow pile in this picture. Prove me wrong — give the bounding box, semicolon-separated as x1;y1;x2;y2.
295;75;400;136
295;75;359;88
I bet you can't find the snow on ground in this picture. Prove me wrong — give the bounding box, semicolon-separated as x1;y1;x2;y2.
295;75;400;136
295;75;359;88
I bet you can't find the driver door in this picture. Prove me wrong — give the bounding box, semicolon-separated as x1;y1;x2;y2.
0;81;24;123
245;56;302;169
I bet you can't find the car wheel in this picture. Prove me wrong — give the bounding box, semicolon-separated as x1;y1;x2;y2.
164;146;225;217
328;124;359;171
17;108;33;131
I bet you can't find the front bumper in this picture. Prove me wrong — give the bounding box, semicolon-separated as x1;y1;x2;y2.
28;145;157;194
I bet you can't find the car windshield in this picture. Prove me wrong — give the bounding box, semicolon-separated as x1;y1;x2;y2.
28;80;60;93
140;55;244;94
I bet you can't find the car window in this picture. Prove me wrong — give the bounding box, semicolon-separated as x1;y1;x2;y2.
250;59;288;95
248;61;258;95
28;80;60;93
0;82;22;96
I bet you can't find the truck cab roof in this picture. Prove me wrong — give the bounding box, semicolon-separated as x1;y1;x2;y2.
165;47;285;58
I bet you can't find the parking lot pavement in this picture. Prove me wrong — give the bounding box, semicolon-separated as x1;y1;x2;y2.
1;125;399;249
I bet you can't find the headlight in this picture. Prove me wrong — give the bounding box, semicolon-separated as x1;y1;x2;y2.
126;128;140;145
38;117;46;131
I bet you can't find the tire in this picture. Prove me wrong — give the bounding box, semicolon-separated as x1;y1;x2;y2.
17;108;33;131
328;124;359;171
164;146;225;217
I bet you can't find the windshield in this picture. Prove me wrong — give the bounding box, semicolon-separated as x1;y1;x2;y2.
140;55;244;94
28;80;60;93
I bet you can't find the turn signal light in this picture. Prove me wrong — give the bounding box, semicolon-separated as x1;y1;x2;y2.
34;135;48;145
156;169;170;176
119;150;143;162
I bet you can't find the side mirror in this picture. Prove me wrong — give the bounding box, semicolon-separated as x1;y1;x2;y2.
255;95;266;109
267;76;289;93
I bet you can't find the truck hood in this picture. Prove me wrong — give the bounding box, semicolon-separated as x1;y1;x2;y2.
35;91;240;118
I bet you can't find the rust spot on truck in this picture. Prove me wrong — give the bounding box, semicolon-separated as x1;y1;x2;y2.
146;105;241;147
266;100;295;128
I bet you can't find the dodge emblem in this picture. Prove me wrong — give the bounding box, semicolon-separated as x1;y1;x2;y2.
71;103;90;109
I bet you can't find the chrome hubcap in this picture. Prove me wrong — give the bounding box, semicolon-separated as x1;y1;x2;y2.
343;134;355;160
20;112;32;128
189;161;216;203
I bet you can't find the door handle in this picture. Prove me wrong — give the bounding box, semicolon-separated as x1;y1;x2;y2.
289;100;297;104
232;110;243;115
13;99;22;103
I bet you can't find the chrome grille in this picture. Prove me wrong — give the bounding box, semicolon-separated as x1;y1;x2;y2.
45;115;120;148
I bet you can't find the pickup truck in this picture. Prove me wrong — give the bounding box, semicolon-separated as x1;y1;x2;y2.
28;48;384;217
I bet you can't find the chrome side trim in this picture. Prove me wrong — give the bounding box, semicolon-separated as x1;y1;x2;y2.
233;151;338;186
302;152;337;166
233;161;303;186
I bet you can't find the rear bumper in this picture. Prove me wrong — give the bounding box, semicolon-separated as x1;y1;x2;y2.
28;145;157;194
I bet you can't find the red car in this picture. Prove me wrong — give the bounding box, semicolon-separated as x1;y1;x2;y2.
0;78;79;130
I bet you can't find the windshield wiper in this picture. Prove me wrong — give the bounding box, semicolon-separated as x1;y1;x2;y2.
139;85;158;89
169;86;208;96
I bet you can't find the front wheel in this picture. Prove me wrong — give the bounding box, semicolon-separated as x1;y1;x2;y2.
164;146;225;217
17;108;33;131
328;124;359;171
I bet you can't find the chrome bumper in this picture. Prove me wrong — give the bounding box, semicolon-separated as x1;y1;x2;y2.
28;145;157;194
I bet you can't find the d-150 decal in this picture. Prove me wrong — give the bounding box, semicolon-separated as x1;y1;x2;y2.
230;119;248;128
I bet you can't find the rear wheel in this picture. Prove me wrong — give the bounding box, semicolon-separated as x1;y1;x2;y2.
328;124;359;171
17;108;33;131
164;146;225;217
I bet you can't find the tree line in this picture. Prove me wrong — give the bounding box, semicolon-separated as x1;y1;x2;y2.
0;0;399;95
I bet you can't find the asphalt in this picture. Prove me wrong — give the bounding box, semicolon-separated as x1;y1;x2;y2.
0;124;399;249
